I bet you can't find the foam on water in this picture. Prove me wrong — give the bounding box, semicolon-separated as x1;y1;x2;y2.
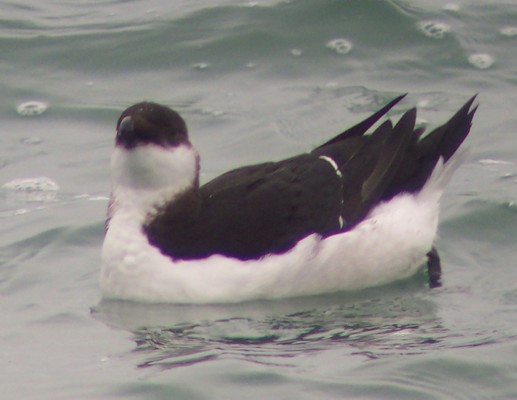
479;159;514;166
442;4;460;12
2;177;59;203
2;177;59;193
191;62;210;70
16;101;48;116
500;26;517;37
468;53;494;69
417;21;451;39
20;136;43;145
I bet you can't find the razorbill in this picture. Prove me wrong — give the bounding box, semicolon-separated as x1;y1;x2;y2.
101;94;477;303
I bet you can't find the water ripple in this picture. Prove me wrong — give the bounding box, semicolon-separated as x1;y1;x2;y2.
94;283;512;372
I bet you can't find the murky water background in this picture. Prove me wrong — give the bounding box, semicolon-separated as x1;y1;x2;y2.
1;1;517;398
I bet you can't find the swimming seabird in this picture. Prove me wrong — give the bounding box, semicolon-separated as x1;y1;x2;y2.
101;94;477;303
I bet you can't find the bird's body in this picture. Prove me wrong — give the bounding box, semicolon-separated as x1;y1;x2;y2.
101;95;477;304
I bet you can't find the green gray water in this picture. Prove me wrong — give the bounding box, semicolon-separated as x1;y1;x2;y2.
1;1;517;399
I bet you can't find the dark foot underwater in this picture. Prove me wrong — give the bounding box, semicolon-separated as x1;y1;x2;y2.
427;247;442;288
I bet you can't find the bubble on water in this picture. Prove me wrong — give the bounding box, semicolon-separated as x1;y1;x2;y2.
245;62;256;68
326;38;353;55
191;62;210;70
417;21;451;39
16;101;48;116
468;53;494;69
500;26;517;37
290;48;303;57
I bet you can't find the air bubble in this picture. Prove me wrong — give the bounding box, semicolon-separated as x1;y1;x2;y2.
326;38;353;55
417;21;451;39
500;26;517;37
16;101;48;116
468;53;494;69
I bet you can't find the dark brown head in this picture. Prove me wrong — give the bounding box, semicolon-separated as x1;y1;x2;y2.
116;102;189;150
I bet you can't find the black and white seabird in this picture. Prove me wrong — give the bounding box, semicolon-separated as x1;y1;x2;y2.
101;95;477;303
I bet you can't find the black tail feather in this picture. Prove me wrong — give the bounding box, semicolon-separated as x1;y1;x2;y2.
316;93;407;149
361;108;415;206
383;95;478;198
418;94;477;162
314;94;477;229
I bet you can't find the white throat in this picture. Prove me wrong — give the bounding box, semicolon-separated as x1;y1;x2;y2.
109;144;199;222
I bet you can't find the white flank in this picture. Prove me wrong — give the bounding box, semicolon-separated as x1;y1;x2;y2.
101;150;465;304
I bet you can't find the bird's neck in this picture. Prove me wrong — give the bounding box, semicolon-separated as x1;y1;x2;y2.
109;143;199;223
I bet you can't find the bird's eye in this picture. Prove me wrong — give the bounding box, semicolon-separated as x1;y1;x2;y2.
118;116;134;135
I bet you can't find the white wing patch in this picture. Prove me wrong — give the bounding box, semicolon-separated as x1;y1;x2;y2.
318;155;345;229
318;155;343;178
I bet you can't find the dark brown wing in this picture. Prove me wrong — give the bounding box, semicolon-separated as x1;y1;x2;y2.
144;96;477;261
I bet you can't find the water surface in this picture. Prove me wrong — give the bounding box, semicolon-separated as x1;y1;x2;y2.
1;1;517;399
